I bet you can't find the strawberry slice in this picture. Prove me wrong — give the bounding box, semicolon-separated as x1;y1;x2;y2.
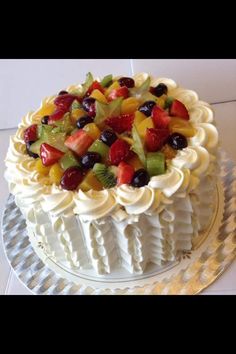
145;128;170;152
65;130;94;156
86;81;105;96
151;106;171;129
109;139;131;166
48;108;66;125
24;124;38;143
107;86;129;102
105;114;134;134
117;161;135;185
54;94;81;111
40;143;64;166
170;99;189;120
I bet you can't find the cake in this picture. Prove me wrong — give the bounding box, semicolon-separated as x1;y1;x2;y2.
5;72;219;275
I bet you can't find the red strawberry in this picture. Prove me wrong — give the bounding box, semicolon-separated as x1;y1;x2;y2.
107;86;129;101
65;130;94;156
24;124;38;143
151;106;171;129
54;94;80;111
117;162;135;185
86;81;105;96
170;99;189;120
40;143;64;166
48;108;66;125
105;114;134;134
145;128;170;152
109;139;131;166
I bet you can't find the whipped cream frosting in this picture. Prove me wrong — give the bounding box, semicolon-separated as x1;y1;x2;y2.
5;73;219;221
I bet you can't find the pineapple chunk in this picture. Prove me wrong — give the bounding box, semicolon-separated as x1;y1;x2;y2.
90;89;108;104
83;123;101;140
137;117;154;139
121;97;140;115
134;111;146;127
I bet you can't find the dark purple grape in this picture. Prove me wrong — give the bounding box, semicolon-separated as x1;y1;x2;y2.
81;152;101;169
118;77;135;88
167;133;188;150
131;169;150;187
60;167;83;190
138;101;156;117
100;129;117;146
82;97;96;113
58;90;68;95
26;142;39;159
41;115;49;125
76;115;93;129
150;83;168;97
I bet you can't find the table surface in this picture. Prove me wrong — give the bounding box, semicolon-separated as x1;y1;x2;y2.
1;60;236;294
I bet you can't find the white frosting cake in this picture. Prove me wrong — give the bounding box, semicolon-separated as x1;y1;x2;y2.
5;73;219;275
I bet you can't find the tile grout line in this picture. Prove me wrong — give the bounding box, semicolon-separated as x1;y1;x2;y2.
4;269;13;295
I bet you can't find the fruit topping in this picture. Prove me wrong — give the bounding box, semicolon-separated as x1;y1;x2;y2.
40;143;64;167
118;77;135;88
24;124;38;143
93;163;117;188
117;161;135;185
94;98;123;126
138;101;156;117
82;97;96;117
90;89;107;104
131;169;150;187
109;139;131;166
30;125;67;155
49;163;64;185
53;113;74;134
35;158;50;175
145;128;170;152
164;96;174;109
131;125;146;167
136;117;154;139
41;116;49;125
146;152;165;176
48;108;66;125
121;97;140;115
169;99;189;120
100;74;113;88
59;151;81;170
60;167;83;190
83;123;101;140
81;152;101;169
134;111;146;126
161;144;177;159
150;83;168;97
105;114;134;134
58;90;68;95
151;105;171;129
127;155;144;171
76;115;93;129
54;94;79;111
107;86;129;102
26;142;39;159
86;81;105;96
100;129;117;146
65;129;94;156
79;170;103;191
168;117;196;137
88;140;109;161
167;132;188;150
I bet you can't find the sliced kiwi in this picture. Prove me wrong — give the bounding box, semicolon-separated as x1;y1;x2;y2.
100;74;113;88
93;163;117;188
59;151;81;171
147;152;166;177
164;96;174;109
88;140;109;161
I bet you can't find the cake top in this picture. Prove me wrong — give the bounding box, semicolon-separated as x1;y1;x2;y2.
20;72;202;192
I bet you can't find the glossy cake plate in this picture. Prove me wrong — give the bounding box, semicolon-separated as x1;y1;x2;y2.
2;150;236;295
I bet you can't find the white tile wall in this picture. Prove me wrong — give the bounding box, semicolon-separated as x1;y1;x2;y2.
131;59;236;104
0;59;132;129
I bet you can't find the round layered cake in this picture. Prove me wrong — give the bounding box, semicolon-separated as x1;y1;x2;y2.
5;73;219;275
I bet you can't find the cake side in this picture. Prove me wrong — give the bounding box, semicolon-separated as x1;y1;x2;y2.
4;74;219;274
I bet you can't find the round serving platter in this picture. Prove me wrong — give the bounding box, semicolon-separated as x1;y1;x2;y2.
2;150;236;295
